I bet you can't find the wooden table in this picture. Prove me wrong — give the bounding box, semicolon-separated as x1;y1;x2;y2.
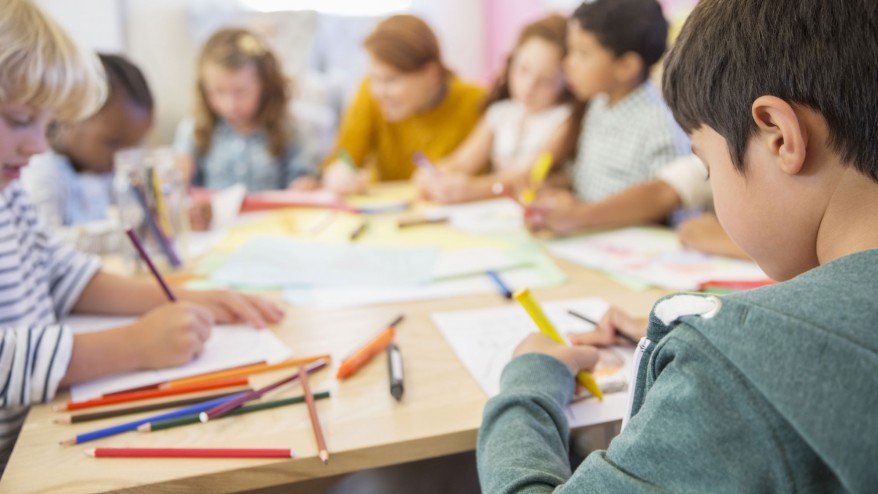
0;199;668;493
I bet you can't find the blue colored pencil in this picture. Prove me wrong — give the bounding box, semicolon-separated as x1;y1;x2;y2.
486;270;513;300
60;391;248;446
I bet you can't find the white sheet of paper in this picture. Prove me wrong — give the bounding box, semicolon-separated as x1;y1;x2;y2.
210;236;439;288
66;315;291;402
548;227;768;290
431;298;635;428
210;184;247;230
431;247;526;280
428;198;525;235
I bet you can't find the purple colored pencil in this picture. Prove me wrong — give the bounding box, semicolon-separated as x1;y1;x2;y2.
199;358;329;423
125;228;177;301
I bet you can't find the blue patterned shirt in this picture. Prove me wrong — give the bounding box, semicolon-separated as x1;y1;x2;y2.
173;118;317;192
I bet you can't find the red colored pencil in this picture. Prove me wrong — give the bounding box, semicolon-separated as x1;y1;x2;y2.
698;279;775;291
55;377;249;412
336;315;403;380
85;447;295;459
199;359;328;423
299;365;329;464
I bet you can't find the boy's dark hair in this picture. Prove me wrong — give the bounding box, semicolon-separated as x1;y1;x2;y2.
663;0;878;182
572;0;668;81
98;53;153;110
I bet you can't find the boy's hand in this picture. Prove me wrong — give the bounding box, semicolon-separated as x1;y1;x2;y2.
323;161;369;195
568;306;647;347
525;188;585;235
513;333;600;377
127;303;214;369
178;290;285;328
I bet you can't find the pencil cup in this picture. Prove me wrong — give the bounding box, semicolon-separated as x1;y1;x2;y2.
113;147;188;271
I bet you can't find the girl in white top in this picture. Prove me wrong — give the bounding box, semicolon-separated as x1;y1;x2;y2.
415;14;580;204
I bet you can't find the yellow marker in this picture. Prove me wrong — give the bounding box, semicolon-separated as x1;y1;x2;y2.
513;288;604;401
519;152;554;205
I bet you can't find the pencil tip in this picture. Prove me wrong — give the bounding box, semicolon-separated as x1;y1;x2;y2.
60;438;76;447
52;405;64;412
83;449;95;457
137;424;150;432
53;417;70;425
198;412;209;423
320;450;329;464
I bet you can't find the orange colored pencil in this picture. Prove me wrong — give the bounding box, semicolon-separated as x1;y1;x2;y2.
162;354;332;389
336;315;403;380
55;377;249;412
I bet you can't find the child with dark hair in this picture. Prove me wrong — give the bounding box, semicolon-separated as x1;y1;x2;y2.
22;53;154;227
478;0;878;491
528;0;688;233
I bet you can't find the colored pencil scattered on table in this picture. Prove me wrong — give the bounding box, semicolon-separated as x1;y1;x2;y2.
85;447;296;459
161;354;331;389
55;377;250;412
299;365;329;464
199;358;329;423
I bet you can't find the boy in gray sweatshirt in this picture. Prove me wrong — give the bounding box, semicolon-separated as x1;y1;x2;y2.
477;0;878;492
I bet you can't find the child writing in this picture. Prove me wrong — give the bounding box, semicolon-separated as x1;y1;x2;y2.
478;0;878;491
22;53;153;228
529;0;688;226
321;15;486;195
0;0;283;471
174;28;317;228
415;14;578;204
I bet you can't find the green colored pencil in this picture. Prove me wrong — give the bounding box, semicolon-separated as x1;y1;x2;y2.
137;391;331;432
338;149;358;171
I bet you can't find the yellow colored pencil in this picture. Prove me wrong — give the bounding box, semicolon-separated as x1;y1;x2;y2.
512;288;603;401
519;152;554;205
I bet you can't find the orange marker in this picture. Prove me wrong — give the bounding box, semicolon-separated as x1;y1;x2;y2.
336;315;403;380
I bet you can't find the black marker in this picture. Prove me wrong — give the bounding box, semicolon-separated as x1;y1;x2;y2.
387;343;404;401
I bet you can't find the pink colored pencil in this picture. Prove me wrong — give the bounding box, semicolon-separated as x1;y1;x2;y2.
85;447;295;459
199;358;328;423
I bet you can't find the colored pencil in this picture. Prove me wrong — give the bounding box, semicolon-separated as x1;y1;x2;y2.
336;315;403;380
697;279;775;291
139;391;331;432
161;354;331;389
486;270;513;300
85;447;296;459
199;358;329;423
567;310;638;346
299;365;329;464
519;152;554;205
513;289;603;401
396;215;449;228
125;228;176;301
130;185;182;267
54;387;251;424
411;152;438;173
349;219;368;241
55;377;250;412
60;392;249;446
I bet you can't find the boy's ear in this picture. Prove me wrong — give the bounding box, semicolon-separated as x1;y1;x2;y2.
614;52;644;86
751;96;807;175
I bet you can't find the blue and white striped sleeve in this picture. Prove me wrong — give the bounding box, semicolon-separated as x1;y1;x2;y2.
44;234;101;319
0;324;73;407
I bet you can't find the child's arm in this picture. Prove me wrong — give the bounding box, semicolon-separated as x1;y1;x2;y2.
60;302;213;386
527;181;683;235
71;271;284;328
677;213;749;259
433;118;494;175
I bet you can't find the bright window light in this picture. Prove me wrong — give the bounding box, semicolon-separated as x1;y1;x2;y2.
240;0;412;16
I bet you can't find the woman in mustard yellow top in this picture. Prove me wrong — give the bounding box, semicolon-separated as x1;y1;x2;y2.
321;15;486;195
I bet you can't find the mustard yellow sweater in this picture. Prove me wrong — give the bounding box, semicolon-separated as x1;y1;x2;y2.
328;76;485;181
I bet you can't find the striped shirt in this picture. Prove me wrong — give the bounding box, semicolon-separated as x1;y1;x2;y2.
572;82;689;203
0;182;101;470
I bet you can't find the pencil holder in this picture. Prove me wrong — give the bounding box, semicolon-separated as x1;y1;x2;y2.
113;147;188;271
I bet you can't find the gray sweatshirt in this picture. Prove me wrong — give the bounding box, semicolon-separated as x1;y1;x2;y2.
478;249;878;493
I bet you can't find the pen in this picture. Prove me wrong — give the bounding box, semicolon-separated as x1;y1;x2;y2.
567;309;638;346
338;149;358;172
387;343;404;401
412;152;438;173
513;289;603;401
337;315;404;380
349;219;368;241
486;270;513;300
